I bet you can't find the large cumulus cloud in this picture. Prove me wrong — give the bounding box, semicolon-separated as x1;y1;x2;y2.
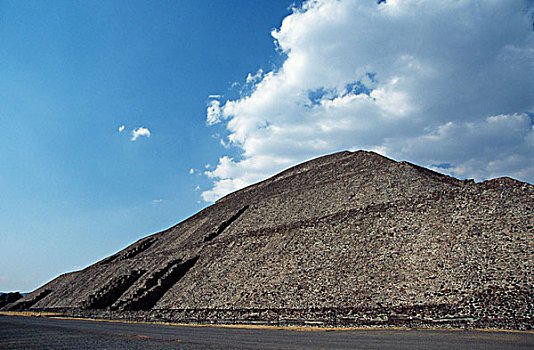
203;0;534;202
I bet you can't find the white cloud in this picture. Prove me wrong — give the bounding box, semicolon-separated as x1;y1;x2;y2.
385;113;534;181
118;125;125;132
189;168;195;175
152;199;164;204
130;127;151;141
246;69;264;84
206;97;222;125
204;0;534;202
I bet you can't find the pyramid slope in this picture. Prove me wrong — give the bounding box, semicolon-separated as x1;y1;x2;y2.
6;151;533;329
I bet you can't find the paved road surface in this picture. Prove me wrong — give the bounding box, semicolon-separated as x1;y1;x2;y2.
1;315;533;349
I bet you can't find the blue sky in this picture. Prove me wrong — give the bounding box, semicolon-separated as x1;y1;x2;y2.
0;0;302;292
1;0;533;292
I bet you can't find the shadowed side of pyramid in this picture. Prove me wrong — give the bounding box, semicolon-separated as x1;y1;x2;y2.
5;150;533;330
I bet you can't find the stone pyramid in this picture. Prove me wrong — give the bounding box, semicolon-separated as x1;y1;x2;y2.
6;151;533;329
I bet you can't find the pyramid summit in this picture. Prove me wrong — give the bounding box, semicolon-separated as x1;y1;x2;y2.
5;151;533;329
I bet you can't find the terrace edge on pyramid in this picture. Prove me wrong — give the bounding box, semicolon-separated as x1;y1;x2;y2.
3;151;533;330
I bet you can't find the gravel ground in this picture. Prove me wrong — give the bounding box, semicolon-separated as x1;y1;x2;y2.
1;315;534;350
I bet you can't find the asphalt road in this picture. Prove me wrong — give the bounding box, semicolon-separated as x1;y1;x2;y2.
1;315;533;349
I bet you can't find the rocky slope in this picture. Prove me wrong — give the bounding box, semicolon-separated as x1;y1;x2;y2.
5;151;533;329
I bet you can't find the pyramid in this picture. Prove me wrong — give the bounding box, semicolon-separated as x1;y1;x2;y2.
6;151;533;329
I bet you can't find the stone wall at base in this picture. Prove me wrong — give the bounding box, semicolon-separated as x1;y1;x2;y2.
33;305;533;331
